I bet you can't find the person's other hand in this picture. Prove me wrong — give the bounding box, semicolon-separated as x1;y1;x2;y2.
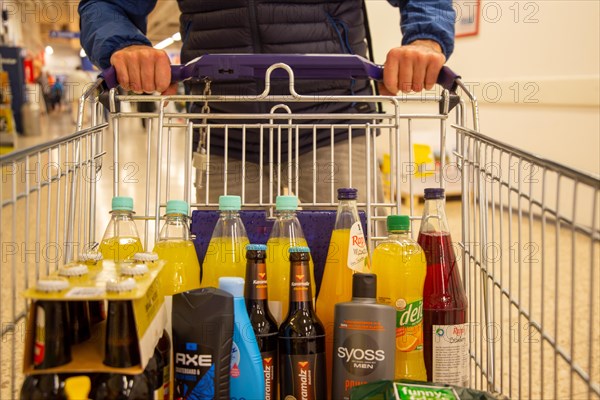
110;45;178;95
380;40;446;95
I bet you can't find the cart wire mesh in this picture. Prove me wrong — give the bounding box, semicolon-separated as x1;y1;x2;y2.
456;125;600;399
0;60;598;400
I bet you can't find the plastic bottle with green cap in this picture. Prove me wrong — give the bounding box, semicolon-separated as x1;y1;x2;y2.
153;200;201;295
99;196;143;262
371;215;427;381
201;196;249;288
266;195;316;324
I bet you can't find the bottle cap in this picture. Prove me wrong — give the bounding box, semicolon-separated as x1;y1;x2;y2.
352;273;377;299
133;252;159;262
58;263;89;277
219;277;244;298
219;195;241;211
387;215;410;231
36;278;70;293
111;196;134;212
166;200;189;216
246;244;267;251
106;277;136;293
79;251;103;263
64;376;91;400
275;195;298;211
424;188;445;200
246;244;267;260
337;188;358;200
289;246;310;253
121;263;149;276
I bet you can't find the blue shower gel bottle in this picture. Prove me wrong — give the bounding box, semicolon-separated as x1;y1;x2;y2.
219;277;266;400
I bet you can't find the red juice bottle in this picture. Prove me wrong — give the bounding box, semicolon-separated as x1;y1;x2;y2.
417;188;469;387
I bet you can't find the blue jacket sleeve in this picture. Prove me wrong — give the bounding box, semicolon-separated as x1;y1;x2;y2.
387;0;455;59
79;0;158;69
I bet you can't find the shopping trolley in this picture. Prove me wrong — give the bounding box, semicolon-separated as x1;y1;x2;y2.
0;54;598;399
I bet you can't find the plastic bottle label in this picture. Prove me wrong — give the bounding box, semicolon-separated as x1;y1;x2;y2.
33;305;45;366
347;222;369;272
395;299;424;352
431;323;469;386
230;342;241;378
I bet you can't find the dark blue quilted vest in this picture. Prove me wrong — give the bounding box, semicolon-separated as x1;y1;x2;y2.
176;0;376;162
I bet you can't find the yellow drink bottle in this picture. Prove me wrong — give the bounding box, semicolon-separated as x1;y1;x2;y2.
266;195;316;325
99;196;143;262
316;188;370;397
371;215;427;381
201;195;249;288
153;200;201;295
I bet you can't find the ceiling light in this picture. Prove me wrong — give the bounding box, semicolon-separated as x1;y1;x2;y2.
45;45;54;55
172;32;181;41
154;37;174;50
80;48;86;58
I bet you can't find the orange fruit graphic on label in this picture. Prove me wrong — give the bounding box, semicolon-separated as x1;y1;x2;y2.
259;273;266;279
296;275;304;281
298;361;309;368
396;335;419;352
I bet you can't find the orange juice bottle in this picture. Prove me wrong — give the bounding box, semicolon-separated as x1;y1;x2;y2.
201;195;249;288
99;196;143;262
153;200;201;295
266;195;316;324
371;215;427;381
316;188;370;396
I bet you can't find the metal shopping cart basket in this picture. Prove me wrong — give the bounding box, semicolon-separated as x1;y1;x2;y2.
1;54;598;399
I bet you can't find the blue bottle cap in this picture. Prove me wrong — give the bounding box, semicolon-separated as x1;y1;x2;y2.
219;277;244;298
424;188;445;200
289;246;310;253
275;195;298;211
111;196;134;211
219;195;241;211
246;244;267;251
166;200;189;215
337;188;358;200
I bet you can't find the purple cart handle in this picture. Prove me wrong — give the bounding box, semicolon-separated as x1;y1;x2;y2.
102;54;460;92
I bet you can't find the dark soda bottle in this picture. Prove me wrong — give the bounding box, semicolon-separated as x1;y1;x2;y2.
279;247;326;400
21;279;72;400
156;330;171;400
90;291;152;400
244;244;279;400
417;188;469;386
20;374;67;400
58;263;92;344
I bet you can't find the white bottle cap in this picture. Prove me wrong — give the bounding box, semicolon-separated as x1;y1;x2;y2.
106;277;136;293
79;251;103;263
120;263;149;277
133;252;159;263
36;278;70;293
58;263;89;277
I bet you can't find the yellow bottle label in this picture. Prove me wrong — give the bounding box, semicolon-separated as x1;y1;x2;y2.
395;299;424;352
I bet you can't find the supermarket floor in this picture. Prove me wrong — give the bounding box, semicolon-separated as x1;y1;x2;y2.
1;108;599;399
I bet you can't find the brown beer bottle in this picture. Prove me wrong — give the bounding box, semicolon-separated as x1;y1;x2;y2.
279;247;326;400
90;279;152;399
20;279;73;400
80;250;107;325
244;244;278;400
58;263;92;344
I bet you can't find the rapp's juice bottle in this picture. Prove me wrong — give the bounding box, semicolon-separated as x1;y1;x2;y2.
316;187;369;397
